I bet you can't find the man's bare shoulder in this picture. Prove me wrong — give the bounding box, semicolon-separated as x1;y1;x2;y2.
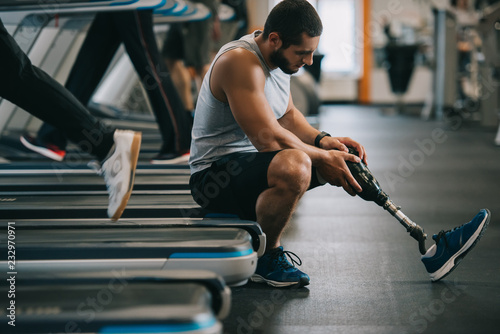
211;47;266;102
215;47;263;74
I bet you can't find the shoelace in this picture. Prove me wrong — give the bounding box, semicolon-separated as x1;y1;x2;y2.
271;249;303;270
434;221;467;248
434;230;449;248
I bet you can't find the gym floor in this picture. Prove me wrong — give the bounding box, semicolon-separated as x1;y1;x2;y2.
223;105;500;334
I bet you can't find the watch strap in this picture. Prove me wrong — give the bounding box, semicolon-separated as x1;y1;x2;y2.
314;131;331;148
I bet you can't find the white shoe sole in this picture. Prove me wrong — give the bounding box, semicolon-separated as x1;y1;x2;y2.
20;136;64;161
251;274;307;288
110;131;141;221
428;209;490;281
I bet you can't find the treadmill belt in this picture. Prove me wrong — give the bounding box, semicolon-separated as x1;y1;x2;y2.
0;173;190;191
0;227;257;285
11;218;266;257
1;281;222;334
0;192;204;219
0;161;190;173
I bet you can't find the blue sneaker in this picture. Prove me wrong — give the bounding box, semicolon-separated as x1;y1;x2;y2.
251;246;310;288
421;209;491;282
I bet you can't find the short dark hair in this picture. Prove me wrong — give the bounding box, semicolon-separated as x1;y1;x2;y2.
262;0;323;49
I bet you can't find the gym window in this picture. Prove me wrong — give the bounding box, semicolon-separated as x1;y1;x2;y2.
270;0;361;76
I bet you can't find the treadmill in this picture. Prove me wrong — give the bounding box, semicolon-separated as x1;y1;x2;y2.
0;0;166;160
0;1;207;161
0;224;257;286
10;217;266;257
1;269;229;334
0;161;193;210
0;189;205;219
0;12;74;138
154;0;211;23
2;15;96;142
0;0;168;14
0;161;191;192
0;171;190;191
0;161;190;173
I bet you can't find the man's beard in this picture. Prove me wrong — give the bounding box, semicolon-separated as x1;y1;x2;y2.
269;48;298;75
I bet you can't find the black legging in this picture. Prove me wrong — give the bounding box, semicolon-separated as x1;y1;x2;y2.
0;18;114;161
37;10;192;154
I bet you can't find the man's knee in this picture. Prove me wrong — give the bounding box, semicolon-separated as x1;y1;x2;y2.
268;149;312;192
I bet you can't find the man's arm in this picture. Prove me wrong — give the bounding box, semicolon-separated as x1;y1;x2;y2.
279;95;367;164
213;49;313;153
277;95;319;146
211;49;362;194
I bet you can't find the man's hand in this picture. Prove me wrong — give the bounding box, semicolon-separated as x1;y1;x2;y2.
316;150;363;196
319;136;367;165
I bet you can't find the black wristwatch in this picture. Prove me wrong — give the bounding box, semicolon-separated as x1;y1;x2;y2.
314;131;331;148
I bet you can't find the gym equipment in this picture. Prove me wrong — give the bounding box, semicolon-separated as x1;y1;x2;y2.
0;224;257;286
12;217;266;257
0;161;189;189
0;172;189;192
0;190;203;219
0;161;190;191
1;15;96;139
0;161;189;173
290;71;321;117
90;0;231;125
0;0;170;148
0;162;196;221
1;269;228;334
430;7;458;121
385;44;419;112
0;165;197;221
155;0;211;23
0;0;167;14
477;2;500;142
0;15;78;136
346;149;427;254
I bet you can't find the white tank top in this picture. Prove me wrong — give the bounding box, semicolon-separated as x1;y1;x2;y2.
189;31;291;174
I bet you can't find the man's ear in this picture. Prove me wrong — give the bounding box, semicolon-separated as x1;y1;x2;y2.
268;32;282;50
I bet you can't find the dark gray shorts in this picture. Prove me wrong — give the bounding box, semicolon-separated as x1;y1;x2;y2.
189;151;322;221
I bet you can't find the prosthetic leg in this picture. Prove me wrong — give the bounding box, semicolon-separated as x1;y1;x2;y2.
346;149;428;255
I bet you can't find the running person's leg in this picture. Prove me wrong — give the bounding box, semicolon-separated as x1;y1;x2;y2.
0;18;115;160
114;10;192;162
0;18;140;220
183;17;213;89
162;23;194;112
30;12;123;159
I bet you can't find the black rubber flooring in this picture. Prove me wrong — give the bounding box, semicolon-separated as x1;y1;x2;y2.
224;105;500;334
